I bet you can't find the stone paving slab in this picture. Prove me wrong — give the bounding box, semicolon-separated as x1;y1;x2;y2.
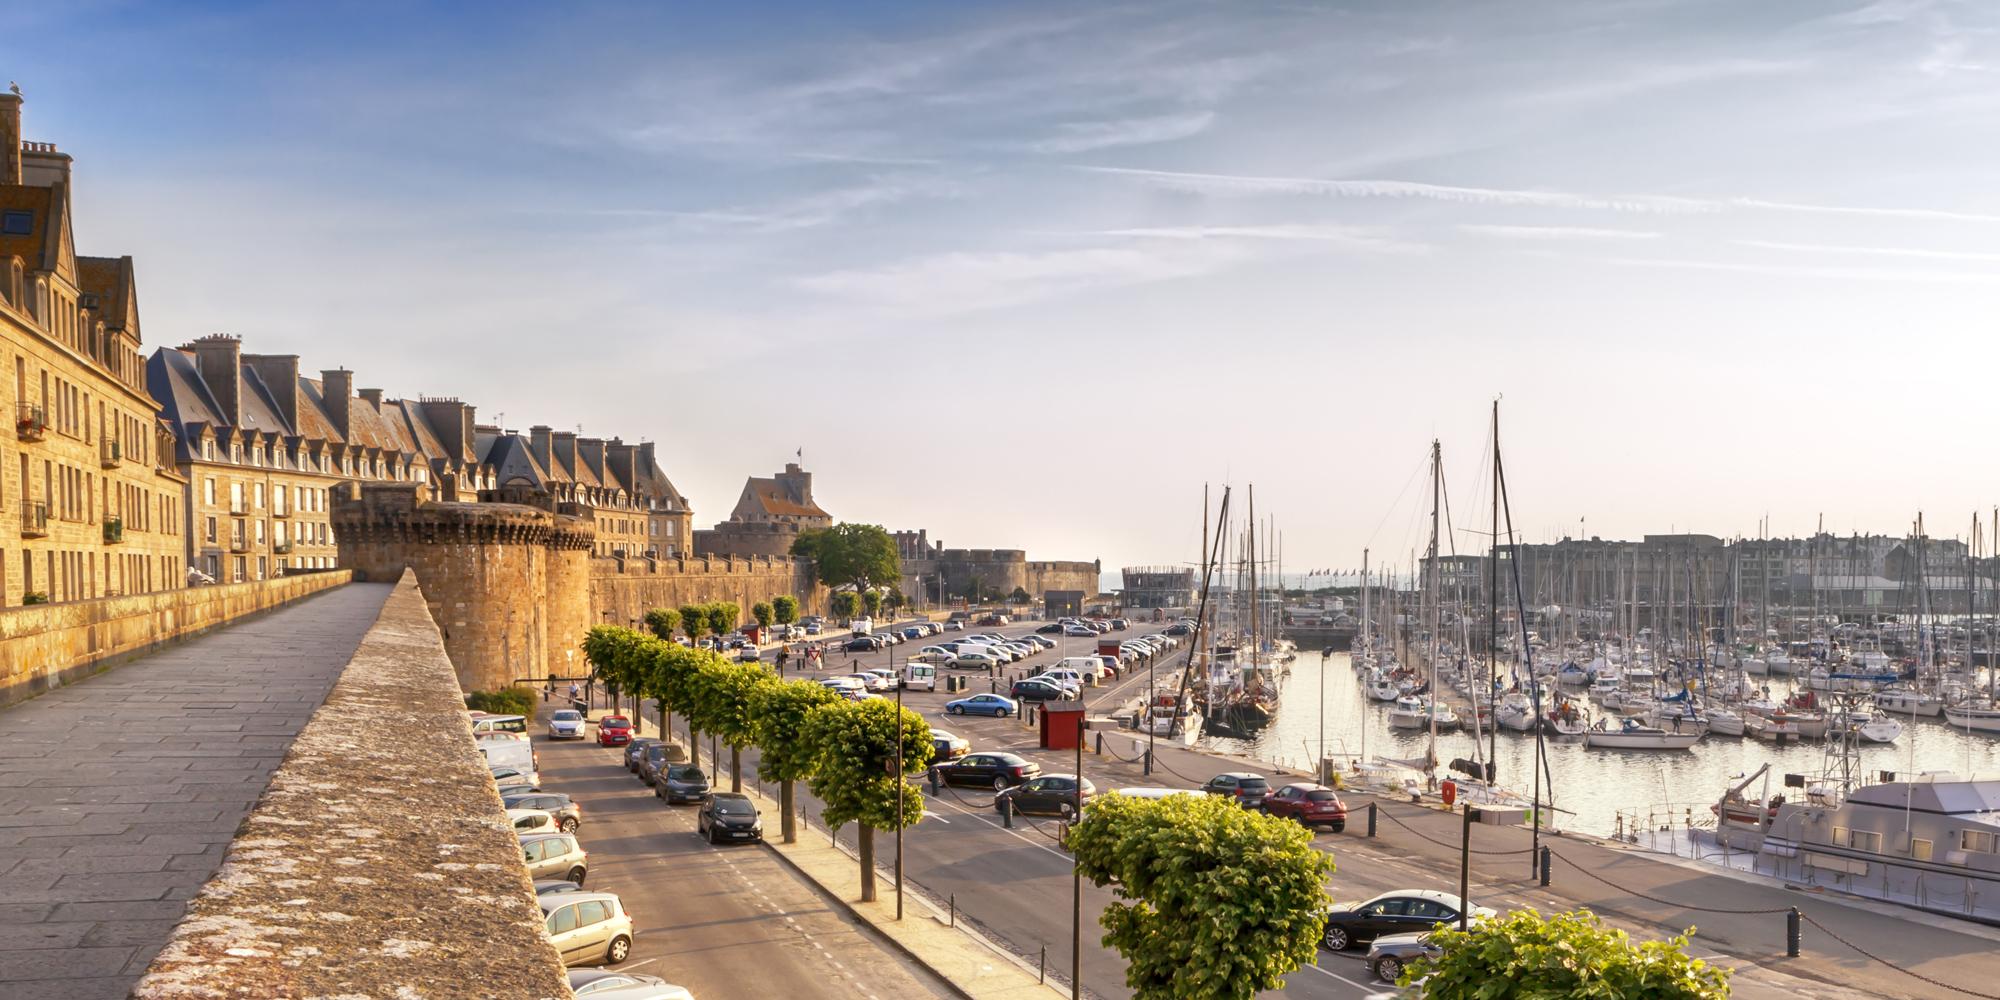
0;582;391;996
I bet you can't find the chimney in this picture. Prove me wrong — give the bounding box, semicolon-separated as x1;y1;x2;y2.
551;430;579;479
357;388;384;410
530;425;553;473
185;335;243;427
321;369;353;437
607;439;638;493
637;441;657;482
577;437;608;480
417;398;475;463
0;91;19;186
243;354;300;432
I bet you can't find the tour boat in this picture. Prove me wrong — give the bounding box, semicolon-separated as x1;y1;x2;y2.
1387;696;1431;729
1583;716;1700;750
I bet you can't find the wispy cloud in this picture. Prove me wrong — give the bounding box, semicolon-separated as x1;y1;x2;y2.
1513;58;1806;108
1729;197;2000;225
1026;111;1217;154
795;241;1252;315
1069;224;1426;252
1734;239;2000;264
1613;255;2000;285
584;176;957;234
1077;166;1715;214
1460;224;1663;241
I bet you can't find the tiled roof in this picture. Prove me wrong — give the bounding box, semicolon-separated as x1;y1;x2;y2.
0;185;55;272
741;477;828;518
75;255;136;334
480;435;551;488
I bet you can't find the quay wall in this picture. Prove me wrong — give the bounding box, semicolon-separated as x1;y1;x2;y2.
0;569;352;709
132;570;571;1000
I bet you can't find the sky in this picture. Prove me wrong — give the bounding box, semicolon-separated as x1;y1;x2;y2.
7;0;2000;579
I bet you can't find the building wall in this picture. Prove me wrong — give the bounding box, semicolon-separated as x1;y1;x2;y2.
183;457;342;584
590;554;824;632
0;568;350;708
693;520;808;558
904;549;1099;602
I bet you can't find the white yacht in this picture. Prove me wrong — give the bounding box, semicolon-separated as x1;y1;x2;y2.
1583;716;1700;750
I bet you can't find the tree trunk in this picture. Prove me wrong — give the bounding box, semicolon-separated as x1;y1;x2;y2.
730;745;743;792
688;727;700;767
781;780;797;843
658;701;669;744
858;825;877;902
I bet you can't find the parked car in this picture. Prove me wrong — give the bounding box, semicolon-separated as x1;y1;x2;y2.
505;791;582;832
804;622;823;635
656;763;710;805
1263;783;1347;831
624;738;662;772
737;645;762;663
541;890;632;966
1201;772;1272;809
597;715;634;747
1062;624;1096;637
568;969;695;999
638;742;678;786
942;620;964;631
1009;679;1070;702
844;636;880;652
952;651;1003;671
931;729;970;761
521;832;589;884
1032;668;1088;690
1164;624;1192;636
1036;623;1065;634
821;676;867;698
995;774;1096;818
490;765;542;791
547;709;587;740
853;671;895;693
931;751;1039;791
944;693;1018;718
697;791;763;843
1321;890;1495;951
1020;635;1057;651
510;807;562;835
536;879;587;897
1364;932;1440;984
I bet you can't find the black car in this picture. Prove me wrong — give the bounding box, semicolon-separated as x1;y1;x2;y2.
1009;679;1069;703
1320;890;1494;951
657;763;710;804
844;636;880;652
931;752;1040;791
995;774;1096;818
1035;623;1064;634
697;792;763;843
1201;772;1271;809
624;738;662;773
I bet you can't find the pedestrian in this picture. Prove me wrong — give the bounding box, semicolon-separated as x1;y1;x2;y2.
569;681;580;703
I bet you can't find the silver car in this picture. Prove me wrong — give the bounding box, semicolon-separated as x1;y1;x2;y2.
1365;931;1439;984
521;832;589;884
541;890;633;966
569;969;694;998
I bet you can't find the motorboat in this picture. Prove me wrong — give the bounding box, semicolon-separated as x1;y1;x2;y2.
1741;656;1768;676
1556;661;1591;686
1387;696;1431;729
1855;717;1902;744
1705;706;1745;737
1495;692;1538;732
1764;650;1793;676
1874;687;1941;718
1744;710;1803;743
1647;704;1709;736
1943;698;2000;734
1365;674;1402;702
1583;716;1700;750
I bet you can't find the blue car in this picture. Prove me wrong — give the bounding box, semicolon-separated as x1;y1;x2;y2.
945;693;1018;718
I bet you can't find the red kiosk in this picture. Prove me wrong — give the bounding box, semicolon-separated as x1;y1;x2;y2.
1039;700;1088;751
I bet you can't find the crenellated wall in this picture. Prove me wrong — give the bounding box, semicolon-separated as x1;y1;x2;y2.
590;554;825;633
902;548;1100;603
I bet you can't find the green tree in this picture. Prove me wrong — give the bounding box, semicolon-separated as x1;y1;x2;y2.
1009;586;1031;604
581;625;646;720
1068;791;1335;1000
643;607;681;642
885;588;906;614
659;642;724;767
465;687;537;716
707;601;740;637
692;661;776;793
752;601;775;628
772;594;800;625
1402;909;1729;999
791;523;901;598
750;680;842;843
830;590;859;620
678;603;708;642
801;698;933;901
862;588;883;618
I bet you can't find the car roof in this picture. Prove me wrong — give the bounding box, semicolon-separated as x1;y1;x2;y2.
709;792;751;804
1217;771;1266;779
1278;782;1331;792
520;832;577;846
539;890;621;914
1365;888;1465;906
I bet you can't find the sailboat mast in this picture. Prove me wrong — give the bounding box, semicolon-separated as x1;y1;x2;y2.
1489;400;1501;772
1427;440;1442;759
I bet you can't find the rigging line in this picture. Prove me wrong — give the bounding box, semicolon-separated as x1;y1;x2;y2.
1362;454;1434;552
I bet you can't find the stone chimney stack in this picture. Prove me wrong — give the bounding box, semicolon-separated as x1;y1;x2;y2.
417;398;475;463
606;439;638;494
357;388;384;410
321;369;353;438
243;354;300;430
186;335;243;428
0;90;21;187
530;425;553;474
551;430;579;478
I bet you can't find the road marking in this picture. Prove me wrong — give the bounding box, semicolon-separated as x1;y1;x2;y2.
1301;960;1376;991
922;811;950;824
925;793;1070;861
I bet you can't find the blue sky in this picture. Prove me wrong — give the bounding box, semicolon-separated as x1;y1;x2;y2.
8;0;2000;573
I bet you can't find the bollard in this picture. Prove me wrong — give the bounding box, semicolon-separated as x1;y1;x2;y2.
1143;747;1152;776
929;769;940;796
1094;733;1103;755
1001;796;1014;828
1367;802;1378;838
1039;943;1047;984
1786;907;1801;958
949;894;956;928
1539;846;1552;887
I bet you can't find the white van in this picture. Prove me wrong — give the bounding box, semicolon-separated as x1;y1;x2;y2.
1056;656;1107;683
470;713;528;736
851;617;874;636
901;663;937;692
481;738;540;788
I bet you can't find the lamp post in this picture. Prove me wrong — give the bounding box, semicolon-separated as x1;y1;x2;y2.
1072;687;1085;1000
1459;805;1481;932
894;630;904;921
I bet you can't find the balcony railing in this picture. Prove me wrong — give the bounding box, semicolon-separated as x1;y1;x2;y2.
103;516;124;544
22;502;48;538
15;403;46;442
273;541;292;554
229;537;250;552
272;505;290;518
100;439;121;468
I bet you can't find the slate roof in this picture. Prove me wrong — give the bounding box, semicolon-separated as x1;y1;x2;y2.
737;476;828;519
0;185;57;273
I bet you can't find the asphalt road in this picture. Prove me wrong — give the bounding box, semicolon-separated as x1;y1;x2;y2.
532;725;957;1000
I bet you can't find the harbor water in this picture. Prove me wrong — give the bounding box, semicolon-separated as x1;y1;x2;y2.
1196;652;2000;837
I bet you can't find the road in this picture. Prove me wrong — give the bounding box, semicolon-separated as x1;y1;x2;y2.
532;724;956;999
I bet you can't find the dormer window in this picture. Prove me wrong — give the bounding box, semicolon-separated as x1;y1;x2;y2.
0;211;30;236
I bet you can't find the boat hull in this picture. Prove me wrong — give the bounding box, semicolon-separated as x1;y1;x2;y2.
1584;730;1700;750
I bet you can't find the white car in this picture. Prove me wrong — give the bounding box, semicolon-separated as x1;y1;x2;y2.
943;620;965;631
547;710;586;740
1035;669;1088;689
998;642;1035;660
856;670;896;693
569;969;695;999
821;677;867;697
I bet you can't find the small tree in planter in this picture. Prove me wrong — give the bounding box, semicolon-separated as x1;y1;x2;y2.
750;679;841;842
707;601;740;638
772;594;800;625
752;602;775;629
801;698;932;901
643;607;681;642
678;603;707;644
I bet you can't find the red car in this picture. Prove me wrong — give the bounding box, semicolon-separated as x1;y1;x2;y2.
597;715;634;747
1263;782;1347;832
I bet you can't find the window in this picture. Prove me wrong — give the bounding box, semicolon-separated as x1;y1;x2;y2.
1848;830;1882;853
1371;899;1409;916
548;904;579;935
1962;830;1998;854
203;478;216;506
204;517;217;543
0;211;30;236
1913;838;1933;861
576;900;610;927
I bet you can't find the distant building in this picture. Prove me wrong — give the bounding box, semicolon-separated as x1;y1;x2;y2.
1119;566;1195;609
476;424;692;558
693;462;830;557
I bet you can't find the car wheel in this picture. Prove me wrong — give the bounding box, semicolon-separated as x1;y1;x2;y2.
998;708;1011;718
567;866;586;886
1323;926;1350;951
1372;955;1403;983
992;776;1009;792
1330;822;1345;833
949;705;963;715
561;817;579;833
606;935;632;965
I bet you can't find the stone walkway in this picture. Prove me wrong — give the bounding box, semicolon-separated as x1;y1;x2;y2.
0;582;392;1000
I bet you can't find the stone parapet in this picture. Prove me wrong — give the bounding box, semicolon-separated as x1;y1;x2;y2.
131;570;571;1000
0;569;353;709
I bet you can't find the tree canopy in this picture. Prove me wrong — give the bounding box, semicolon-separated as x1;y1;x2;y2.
752;601;775;627
772;595;800;624
1403;909;1729;999
643;607;681;641
792;523;901;596
678;603;707;640
830;591;859;619
801;698;932;830
706;601;741;636
1068;791;1334;1000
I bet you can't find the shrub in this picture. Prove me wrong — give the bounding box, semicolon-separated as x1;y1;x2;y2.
465;686;538;717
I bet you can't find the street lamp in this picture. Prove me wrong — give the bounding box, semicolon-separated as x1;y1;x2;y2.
1459;805;1482;932
1072;685;1085;1000
894;629;904;921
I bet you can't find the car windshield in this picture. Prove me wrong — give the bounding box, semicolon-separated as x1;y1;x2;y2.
552;711;581;722
667;765;705;781
713;800;754;815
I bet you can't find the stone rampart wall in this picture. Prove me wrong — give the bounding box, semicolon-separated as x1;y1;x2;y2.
132;570;571;1000
0;570;353;709
590;555;825;633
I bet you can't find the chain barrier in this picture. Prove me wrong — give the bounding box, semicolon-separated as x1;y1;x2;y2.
932;778;999;811
928;772;1070;844
1149;750;1213;786
1546;851;1792;914
1377;808;1535;856
1102;738;1149;764
1799;912;2000;999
